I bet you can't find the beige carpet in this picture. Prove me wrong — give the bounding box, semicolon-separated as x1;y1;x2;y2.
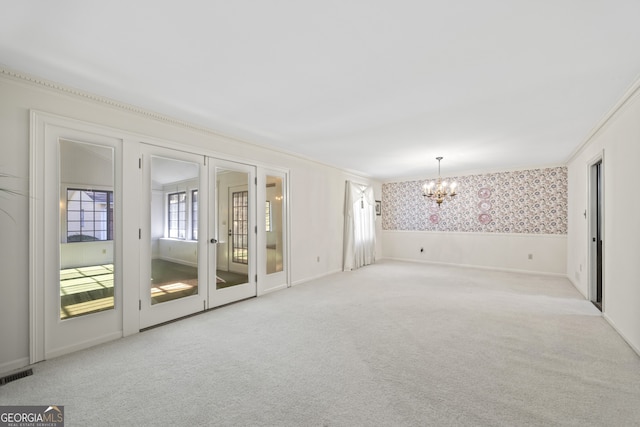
2;260;639;426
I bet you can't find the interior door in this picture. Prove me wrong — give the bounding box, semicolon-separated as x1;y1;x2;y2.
139;144;209;328
209;159;257;308
259;170;288;293
590;159;604;311
34;122;124;360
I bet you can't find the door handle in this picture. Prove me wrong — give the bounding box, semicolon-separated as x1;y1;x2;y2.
210;238;218;244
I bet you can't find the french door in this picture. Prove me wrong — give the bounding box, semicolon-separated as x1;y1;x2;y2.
139;145;256;328
259;169;288;293
30;113;124;362
208;159;256;308
139;145;209;328
31;113;284;362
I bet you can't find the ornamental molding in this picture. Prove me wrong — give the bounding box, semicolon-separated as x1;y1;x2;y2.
0;67;234;139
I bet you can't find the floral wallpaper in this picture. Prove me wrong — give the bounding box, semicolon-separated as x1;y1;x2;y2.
381;167;567;234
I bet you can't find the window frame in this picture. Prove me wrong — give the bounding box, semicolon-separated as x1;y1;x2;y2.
65;188;114;243
167;191;187;239
191;189;198;241
232;190;249;264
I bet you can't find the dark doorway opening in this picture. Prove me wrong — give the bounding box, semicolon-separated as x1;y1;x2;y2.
591;160;603;311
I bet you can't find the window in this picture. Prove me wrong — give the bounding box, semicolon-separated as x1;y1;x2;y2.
191;189;198;240
66;189;113;242
168;191;186;239
232;190;248;264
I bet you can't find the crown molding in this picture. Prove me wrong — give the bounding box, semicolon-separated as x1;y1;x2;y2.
567;72;640;163
1;67;376;181
386;163;567;184
0;67;212;134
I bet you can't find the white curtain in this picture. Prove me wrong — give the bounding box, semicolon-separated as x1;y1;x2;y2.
343;181;376;271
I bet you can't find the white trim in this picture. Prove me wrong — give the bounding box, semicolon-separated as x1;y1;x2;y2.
158;256;198;268
29;111;45;364
389;163;568;183
567;275;588;299
383;257;568;278
259;283;288;295
291;269;342;286
29;111;126;363
587;152;605;306
1;67;371;178
603;314;640;358
567;72;640;163
44;331;123;360
257;167;291;294
381;229;567;239
0;357;31;377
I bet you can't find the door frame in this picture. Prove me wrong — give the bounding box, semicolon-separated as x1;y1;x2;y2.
30;111;125;363
138;144;210;329
208;158;257;308
29;112;291;363
257;167;290;295
588;152;604;310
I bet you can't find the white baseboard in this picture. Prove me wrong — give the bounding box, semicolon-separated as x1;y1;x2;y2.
158;256;197;268
258;283;288;296
567;275;589;299
384;257;567;278
292;269;342;286
603;313;640;358
45;331;122;360
0;357;30;377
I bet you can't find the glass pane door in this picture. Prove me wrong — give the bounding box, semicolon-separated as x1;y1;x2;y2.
140;145;208;329
209;160;256;307
35;118;123;361
59;140;115;319
265;175;284;275
259;169;288;294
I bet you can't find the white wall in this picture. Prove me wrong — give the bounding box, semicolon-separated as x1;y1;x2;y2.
157;239;198;266
383;231;567;275
0;71;381;373
60;241;114;269
566;82;640;355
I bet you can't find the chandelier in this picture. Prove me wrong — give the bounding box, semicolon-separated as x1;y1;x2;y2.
422;157;458;206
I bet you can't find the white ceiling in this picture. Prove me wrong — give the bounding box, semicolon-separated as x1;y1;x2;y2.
2;1;640;180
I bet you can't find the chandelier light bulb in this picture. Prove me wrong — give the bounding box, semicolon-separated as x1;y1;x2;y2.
422;156;458;206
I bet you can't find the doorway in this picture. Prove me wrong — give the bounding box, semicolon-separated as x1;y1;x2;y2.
209;160;256;308
139;146;257;328
139;146;209;328
589;158;604;311
259;171;288;293
30;112;124;362
30;113;288;361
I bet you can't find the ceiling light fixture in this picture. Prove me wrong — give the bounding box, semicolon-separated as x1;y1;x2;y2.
423;157;457;206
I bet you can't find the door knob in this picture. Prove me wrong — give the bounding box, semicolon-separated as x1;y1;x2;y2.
210;238;218;244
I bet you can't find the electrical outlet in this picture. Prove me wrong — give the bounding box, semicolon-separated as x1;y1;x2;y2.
528;254;533;260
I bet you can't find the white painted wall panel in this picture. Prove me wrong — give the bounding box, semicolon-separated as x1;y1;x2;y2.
157;238;197;266
382;231;567;275
567;86;640;354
